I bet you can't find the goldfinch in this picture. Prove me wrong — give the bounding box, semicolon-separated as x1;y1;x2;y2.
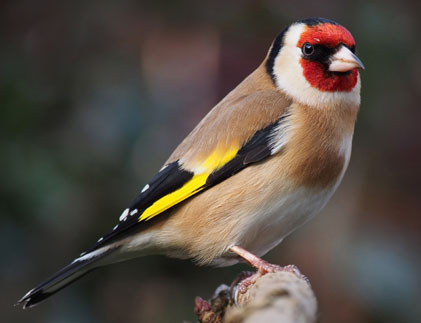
18;17;364;308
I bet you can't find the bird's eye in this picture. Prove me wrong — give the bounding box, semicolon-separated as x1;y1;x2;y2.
302;43;314;56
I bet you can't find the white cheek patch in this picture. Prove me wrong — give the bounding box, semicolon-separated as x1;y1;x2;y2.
272;23;361;107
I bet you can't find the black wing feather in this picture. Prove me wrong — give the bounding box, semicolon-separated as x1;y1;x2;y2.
207;119;282;186
85;161;193;252
128;161;193;211
88;116;285;252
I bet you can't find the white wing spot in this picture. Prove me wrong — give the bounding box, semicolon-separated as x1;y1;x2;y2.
97;237;103;242
141;184;150;193
113;224;118;230
130;209;138;216
119;208;129;222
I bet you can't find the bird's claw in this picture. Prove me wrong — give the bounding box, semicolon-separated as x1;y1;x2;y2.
235;263;305;294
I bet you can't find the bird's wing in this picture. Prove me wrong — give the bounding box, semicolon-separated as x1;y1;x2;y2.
86;88;292;252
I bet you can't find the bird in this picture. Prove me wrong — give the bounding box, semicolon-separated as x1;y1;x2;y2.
18;17;364;309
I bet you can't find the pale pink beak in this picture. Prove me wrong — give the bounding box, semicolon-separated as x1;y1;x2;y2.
328;46;365;72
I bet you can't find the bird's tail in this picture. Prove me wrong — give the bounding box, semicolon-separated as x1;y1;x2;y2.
17;246;116;309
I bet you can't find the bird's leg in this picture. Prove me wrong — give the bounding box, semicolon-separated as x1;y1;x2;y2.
229;245;302;293
230;245;288;274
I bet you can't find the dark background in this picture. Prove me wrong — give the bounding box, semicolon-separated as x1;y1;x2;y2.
1;0;420;322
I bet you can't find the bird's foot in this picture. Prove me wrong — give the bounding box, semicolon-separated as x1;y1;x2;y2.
234;264;303;294
229;245;308;293
230;271;254;289
235;273;259;294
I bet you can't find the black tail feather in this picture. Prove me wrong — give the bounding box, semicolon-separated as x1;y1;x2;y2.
17;247;115;309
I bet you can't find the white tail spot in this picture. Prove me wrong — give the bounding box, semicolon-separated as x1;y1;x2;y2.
72;247;109;263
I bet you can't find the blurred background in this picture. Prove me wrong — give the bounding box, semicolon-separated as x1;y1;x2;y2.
1;0;420;322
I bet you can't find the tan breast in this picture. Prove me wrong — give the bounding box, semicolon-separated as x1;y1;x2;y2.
281;101;358;188
151;101;359;263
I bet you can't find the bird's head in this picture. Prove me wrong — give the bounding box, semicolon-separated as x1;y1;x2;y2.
266;18;364;107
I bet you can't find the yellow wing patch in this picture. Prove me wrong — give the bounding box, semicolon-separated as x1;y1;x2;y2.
201;145;239;171
139;145;239;222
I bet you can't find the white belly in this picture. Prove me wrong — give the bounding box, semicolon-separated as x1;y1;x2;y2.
209;133;353;267
210;183;339;267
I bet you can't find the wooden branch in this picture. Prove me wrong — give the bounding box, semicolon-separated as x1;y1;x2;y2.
225;271;317;323
193;267;317;323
